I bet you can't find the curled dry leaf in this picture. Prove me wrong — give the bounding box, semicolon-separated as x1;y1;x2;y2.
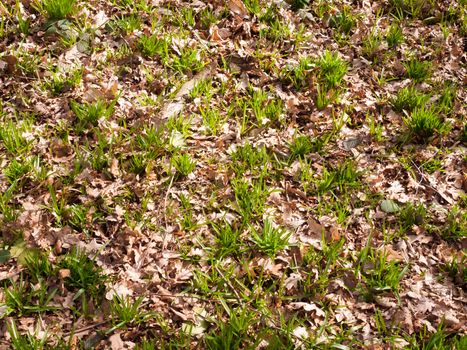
226;0;249;18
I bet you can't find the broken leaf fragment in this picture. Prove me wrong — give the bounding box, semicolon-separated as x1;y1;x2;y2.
343;136;361;150
0;249;11;264
169;130;185;149
381;199;400;213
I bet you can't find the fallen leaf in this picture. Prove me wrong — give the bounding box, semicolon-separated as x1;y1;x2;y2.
2;55;17;74
59;269;71;279
226;0;249;17
381;199;400;213
0;249;11;263
108;333;124;350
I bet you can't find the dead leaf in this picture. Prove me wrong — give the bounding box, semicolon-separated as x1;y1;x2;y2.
380;245;404;262
289;302;326;317
102;77;119;100
108;333;124;350
307;217;325;236
226;0;249;18
330;226;341;242
93;10;109;28
2;55;17;74
59;269;71;279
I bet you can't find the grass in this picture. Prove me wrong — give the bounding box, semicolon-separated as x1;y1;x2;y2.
386;23;404;47
172;153;196;177
389;0;434;19
329;6;357;35
439;206;467;240
232;177;270;224
403;58;432;83
391;86;430;113
315;50;348;89
362;28;383;60
398;202;426;233
317;160;361;195
288;134;314;160
211;220;242;258
230;142;270;176
70;99;116;134
404;106;448;141
7;320;48;349
436;82;457;115
109;295;153;332
282;57;313;91
41;0;77;20
58;248;107;302
43;66;82;96
0;0;465;347
110;14;142;35
138;34;170;60
0;118;33;155
251;220;291;257
356;241;409;301
291;0;311;12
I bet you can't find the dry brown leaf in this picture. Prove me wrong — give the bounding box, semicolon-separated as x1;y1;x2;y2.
307;217;325;236
108;333;124;350
226;0;249;17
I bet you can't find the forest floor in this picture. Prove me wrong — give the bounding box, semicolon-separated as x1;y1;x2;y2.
0;0;466;349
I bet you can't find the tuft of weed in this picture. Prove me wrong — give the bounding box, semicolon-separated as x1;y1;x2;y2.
43;66;82;96
204;307;256;349
356;242;409;301
391;86;430;113
404;323;467;349
41;0;77;20
230;143;270;176
232;178;269;224
301;237;345;296
282;57;313;91
108;294;154;332
436;82;457;115
172;153;196;177
441;254;466;288
288;134;314;161
403;58;432;83
251;219;291;258
0;118;33;155
315;50;348;89
211;220;242;258
58;247;107;301
317;161;361;195
386;23;404;47
389;0;434;19
329;6;356;35
403;106;448;141
70;99;116;134
362;28;383;61
109;14;142;35
138;34;170;61
398;202;426;233
291;0;311;12
0;182;19;223
439;207;467;240
170;46;205;74
7;320;48;349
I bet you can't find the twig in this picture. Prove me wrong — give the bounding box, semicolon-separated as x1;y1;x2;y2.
214;265;243;303
63;320;109;337
409;159;453;204
162;174;175;249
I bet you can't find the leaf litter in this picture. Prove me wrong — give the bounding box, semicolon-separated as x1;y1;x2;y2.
0;0;466;348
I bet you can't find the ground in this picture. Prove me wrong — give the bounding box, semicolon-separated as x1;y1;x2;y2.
0;0;466;349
